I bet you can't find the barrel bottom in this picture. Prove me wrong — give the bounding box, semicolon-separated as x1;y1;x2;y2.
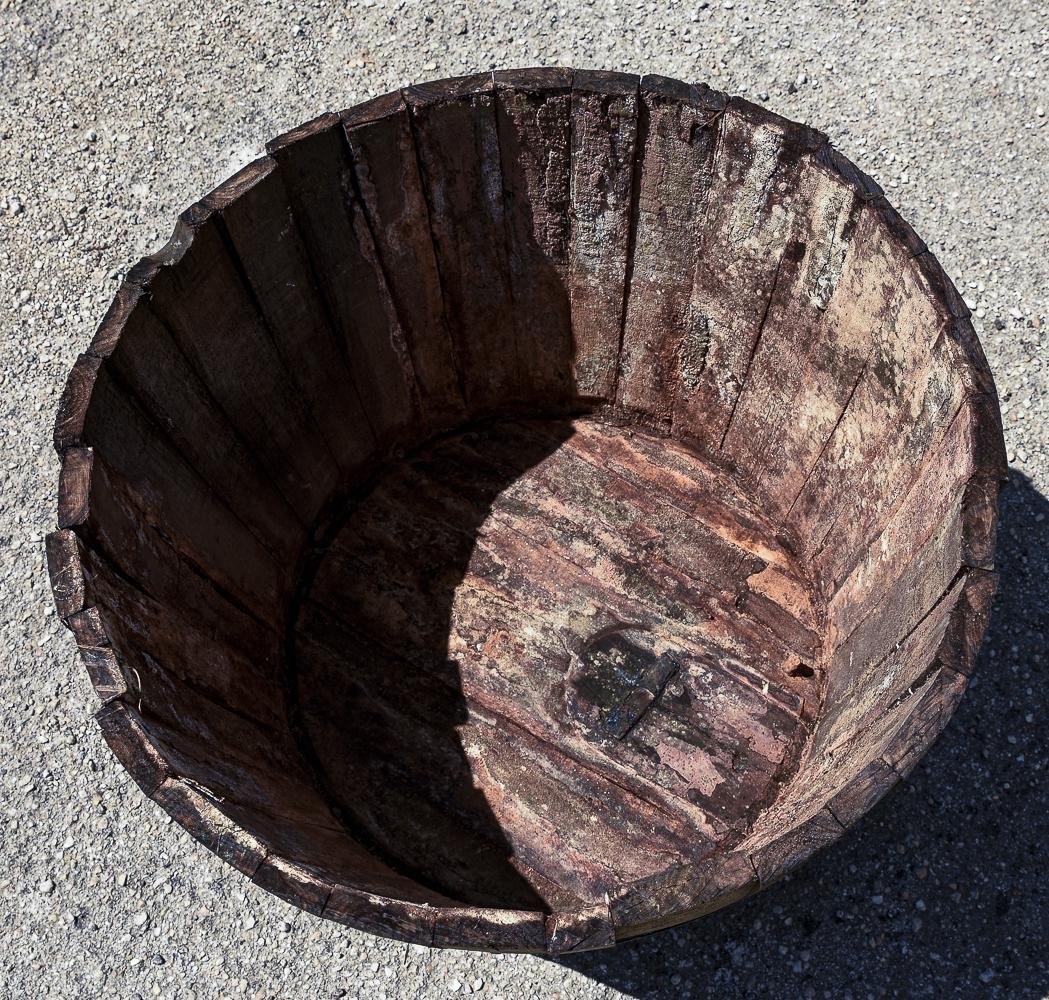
288;416;824;911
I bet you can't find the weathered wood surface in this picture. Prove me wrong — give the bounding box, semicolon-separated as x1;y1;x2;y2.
293;418;823;909
341;94;467;432
616;77;725;427
212;159;378;478
403;74;519;414
494;68;575;406
47;69;1004;952
568;71;638;400
145;212;340;524
267;116;420;449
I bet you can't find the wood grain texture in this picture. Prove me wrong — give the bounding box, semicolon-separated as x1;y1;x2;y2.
267;119;420;448
210;159;378;478
292;417;821;914
609;851;758;939
403;73;519;414
494;68;575;406
98;290;305;563
145;215;341;524
47;72;1004;952
342;96;467;431
666;99;823;450
616;76;725;426
568;71;639;400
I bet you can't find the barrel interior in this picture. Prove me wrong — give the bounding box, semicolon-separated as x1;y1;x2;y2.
48;69;1004;951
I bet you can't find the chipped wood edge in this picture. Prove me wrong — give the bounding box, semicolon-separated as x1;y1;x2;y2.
493;65;574;93
609;851;759;941
402;70;497;109
339;90;407;130
266;112;341;155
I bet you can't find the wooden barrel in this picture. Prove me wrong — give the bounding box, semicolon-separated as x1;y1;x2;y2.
46;69;1006;953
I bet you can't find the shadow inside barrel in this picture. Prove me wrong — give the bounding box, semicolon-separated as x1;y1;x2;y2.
280;141;580;910
286;417;582;913
558;468;1049;997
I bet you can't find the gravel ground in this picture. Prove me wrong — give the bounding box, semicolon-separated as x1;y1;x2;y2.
2;1;1046;997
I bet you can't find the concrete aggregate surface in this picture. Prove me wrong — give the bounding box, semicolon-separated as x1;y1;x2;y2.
1;0;1046;997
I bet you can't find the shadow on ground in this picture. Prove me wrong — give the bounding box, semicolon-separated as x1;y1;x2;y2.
560;468;1048;998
